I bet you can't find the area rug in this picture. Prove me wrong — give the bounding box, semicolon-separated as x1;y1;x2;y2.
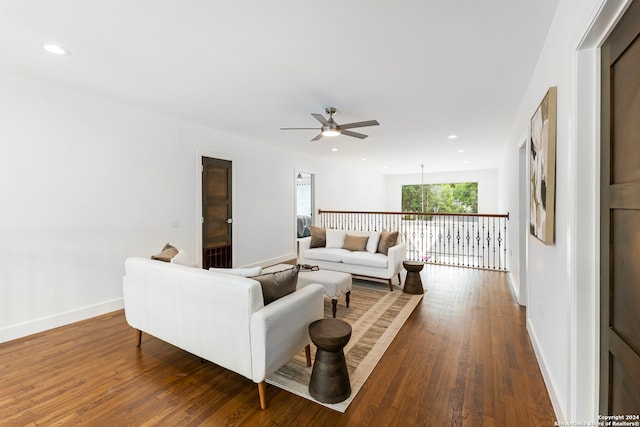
266;281;423;412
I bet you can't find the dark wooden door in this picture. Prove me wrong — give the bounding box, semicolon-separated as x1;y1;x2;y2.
202;157;232;269
600;0;640;414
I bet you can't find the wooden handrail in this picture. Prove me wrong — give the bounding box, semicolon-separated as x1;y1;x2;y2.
318;209;509;219
316;209;509;271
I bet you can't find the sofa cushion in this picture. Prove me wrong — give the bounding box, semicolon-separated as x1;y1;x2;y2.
151;243;178;262
343;233;369;251
341;251;389;269
326;229;346;248
209;266;263;277
303;248;350;263
377;230;399;255
252;264;299;305
310;226;326;248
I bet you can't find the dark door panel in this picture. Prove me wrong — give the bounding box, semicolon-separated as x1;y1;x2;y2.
600;0;640;414
202;157;232;268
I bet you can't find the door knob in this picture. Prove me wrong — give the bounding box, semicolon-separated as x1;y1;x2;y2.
226;218;233;224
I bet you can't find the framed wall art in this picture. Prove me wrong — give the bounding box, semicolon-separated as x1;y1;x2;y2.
529;86;557;244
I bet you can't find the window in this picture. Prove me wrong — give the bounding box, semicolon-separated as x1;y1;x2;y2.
401;182;478;213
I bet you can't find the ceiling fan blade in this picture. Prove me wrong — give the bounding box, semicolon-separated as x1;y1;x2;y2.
311;113;330;126
311;133;323;141
339;120;379;130
341;130;368;139
280;127;320;130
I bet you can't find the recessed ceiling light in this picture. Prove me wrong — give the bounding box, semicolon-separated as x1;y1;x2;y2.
43;44;70;55
361;158;366;161
331;148;338;152
457;149;465;153
448;134;458;140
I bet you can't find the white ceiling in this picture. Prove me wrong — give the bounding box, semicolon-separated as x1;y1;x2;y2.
0;0;559;174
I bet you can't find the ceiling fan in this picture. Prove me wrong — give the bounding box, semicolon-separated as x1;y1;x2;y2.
281;107;379;141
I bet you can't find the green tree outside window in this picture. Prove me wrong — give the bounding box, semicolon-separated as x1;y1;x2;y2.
402;182;478;214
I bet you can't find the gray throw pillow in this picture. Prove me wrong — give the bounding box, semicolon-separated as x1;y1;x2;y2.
252;265;299;305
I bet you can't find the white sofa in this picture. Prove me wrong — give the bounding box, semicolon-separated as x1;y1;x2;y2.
298;230;406;291
122;257;324;409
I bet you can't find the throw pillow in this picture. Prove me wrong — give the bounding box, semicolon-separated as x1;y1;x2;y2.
151;243;178;262
209;266;263;277
252;264;299;305
170;249;194;266
343;233;369;251
310;226;326;248
326;229;346;248
377;230;399;255
366;231;381;253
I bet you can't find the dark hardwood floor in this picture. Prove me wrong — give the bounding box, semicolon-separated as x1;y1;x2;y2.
0;266;556;426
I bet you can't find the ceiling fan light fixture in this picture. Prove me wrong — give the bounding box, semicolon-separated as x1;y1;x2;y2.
281;107;378;141
321;128;341;137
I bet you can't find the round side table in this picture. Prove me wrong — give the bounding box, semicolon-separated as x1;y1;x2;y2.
403;260;425;294
308;318;352;403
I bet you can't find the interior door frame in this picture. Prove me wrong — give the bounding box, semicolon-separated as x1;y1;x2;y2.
295;170;315;214
294;169;315;251
572;0;634;419
518;138;528;306
196;149;236;268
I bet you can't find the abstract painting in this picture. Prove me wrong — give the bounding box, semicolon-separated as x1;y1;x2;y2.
530;87;557;244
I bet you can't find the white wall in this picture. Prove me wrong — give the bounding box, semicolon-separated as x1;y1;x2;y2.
499;0;630;422
316;167;385;212
0;69;385;342
383;169;499;213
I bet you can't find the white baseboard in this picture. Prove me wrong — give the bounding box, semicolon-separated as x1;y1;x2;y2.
508;271;527;306
0;298;124;344
527;317;564;423
243;252;298;269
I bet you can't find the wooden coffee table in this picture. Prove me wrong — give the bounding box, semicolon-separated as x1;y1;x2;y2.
308;318;352;403
403;260;425;294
